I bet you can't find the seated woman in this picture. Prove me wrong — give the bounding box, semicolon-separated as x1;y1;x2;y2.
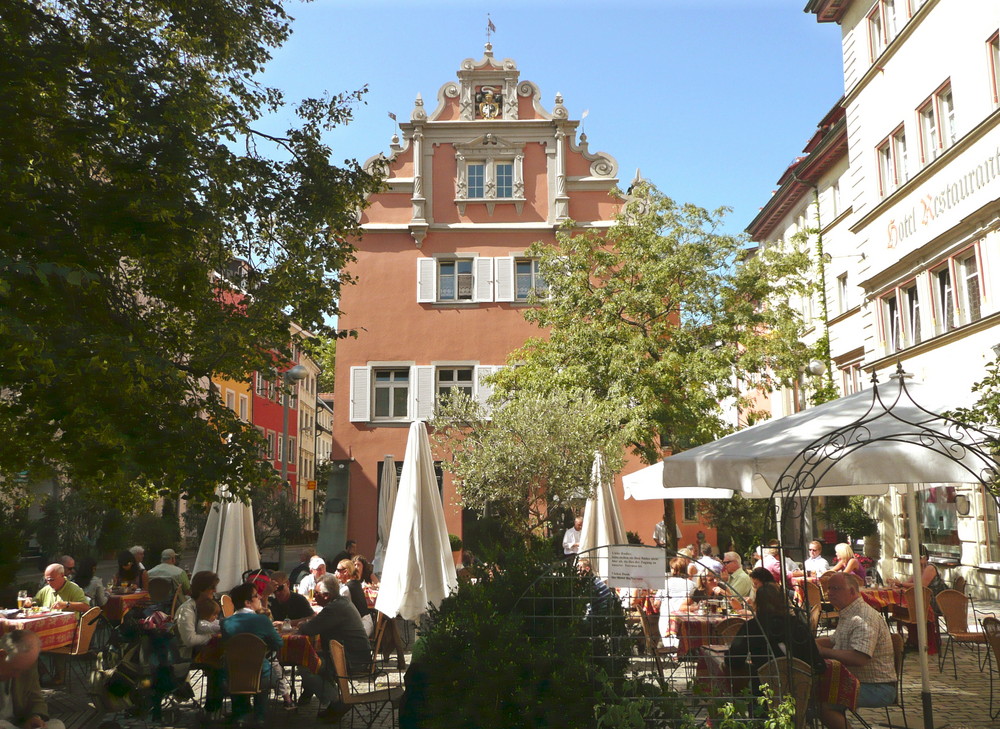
889;544;947;614
336;559;373;637
829;542;867;584
221;582;283;724
75;556;107;608
111;550;148;591
725;583;825;690
652;557;694;649
690;572;726;602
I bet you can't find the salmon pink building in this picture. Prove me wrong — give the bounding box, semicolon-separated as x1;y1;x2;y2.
329;46;714;560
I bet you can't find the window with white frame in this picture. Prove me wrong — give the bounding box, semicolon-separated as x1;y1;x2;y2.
841;360;863;395
829;179;841;219
256;373;267;397
350;364;501;423
918;83;956;164
417;257;494;304
989;32;1000;107
682;500;697;522
903;282;921;346
239;394;249;421
225;389;236;411
437;368;474;404
837;273;849;314
287;437;296;464
454;136;526;214
373;369;410;421
276;435;283;463
876;126;907;196
266;432;275;461
515;259;548;300
868;3;885;60
957;250;982;323
882;291;903;352
932;264;956;333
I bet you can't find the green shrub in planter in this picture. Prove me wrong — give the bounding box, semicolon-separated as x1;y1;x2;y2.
448;533;463;553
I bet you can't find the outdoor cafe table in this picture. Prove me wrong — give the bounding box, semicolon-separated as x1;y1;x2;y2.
103;590;149;622
195;632;322;674
700;647;859;712
670;612;730;656
860;586;940;654
0;610;76;651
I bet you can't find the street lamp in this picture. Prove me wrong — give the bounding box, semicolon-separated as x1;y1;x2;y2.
279;363;308;569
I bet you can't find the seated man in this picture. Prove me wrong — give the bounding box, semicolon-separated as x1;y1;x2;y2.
794;540;831;576
32;564;88;614
146;549;191;596
297;556;327;596
221;582;283;725
816;573;896;729
721;552;752;600
0;629;65;729
296;573;370;723
268;571;314;626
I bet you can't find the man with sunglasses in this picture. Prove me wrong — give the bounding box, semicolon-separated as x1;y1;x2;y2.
268;572;313;625
30;564;88;613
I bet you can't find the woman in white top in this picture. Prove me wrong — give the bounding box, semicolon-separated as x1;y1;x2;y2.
653;557;694;648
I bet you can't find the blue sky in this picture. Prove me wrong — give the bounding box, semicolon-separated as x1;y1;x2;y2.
259;0;846;236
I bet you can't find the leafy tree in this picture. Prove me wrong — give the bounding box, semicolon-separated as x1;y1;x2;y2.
495;182;817;463
430;389;627;539
310;336;338;393
1;0;383;511
696;495;771;557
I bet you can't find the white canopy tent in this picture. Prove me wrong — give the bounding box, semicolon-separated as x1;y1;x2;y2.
656;369;998;729
375;420;458;622
193;486;260;593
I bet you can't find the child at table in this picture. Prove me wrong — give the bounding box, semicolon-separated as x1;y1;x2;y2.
195;596;221;635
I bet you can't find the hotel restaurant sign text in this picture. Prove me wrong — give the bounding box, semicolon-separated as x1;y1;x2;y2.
886;146;1000;249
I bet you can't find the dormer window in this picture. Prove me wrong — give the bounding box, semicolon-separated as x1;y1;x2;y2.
455;135;525;214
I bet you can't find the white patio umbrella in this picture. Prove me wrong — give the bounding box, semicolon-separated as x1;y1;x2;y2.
375;420;458;621
193;486;260;592
372;455;398;575
578;452;627;579
623;460;734;501
657;371;996;729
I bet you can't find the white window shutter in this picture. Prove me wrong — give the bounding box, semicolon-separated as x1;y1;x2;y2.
476;365;499;412
413;365;436;420
349;366;371;422
475;257;494;302
417;258;437;302
495;257;514;301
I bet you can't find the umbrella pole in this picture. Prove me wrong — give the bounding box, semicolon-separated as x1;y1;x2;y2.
906;487;943;729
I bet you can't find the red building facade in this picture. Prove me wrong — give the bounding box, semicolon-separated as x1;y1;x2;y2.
332;46;713;559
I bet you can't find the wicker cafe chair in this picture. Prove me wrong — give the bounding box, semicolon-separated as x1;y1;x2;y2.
982;617;1000;719
806;580;839;629
891;586;932;636
881;631;908;729
43;606;103;689
936;589;988;678
329;639;403;729
219;593;235;618
758;657;815;729
222;633;269;721
953;575;967;594
714;619;746;647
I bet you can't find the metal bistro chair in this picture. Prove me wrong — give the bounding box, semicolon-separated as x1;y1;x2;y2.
983;616;1000;720
330;639;403;729
936;588;988;678
758;656;815;729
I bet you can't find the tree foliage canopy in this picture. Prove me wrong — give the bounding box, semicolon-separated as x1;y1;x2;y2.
0;0;382;510
493;183;817;462
430;389;626;537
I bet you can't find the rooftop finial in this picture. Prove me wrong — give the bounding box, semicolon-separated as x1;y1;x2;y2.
486;14;496;46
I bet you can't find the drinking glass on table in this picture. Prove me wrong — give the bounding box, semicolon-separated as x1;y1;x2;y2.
17;591;28;609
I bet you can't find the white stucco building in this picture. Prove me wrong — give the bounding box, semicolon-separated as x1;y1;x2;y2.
751;0;1000;593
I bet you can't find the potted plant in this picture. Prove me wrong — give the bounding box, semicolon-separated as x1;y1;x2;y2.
449;533;463;564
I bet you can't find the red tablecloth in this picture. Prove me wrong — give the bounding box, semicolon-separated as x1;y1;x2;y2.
670;613;729;656
104;591;149;622
195;633;322;673
1;611;77;651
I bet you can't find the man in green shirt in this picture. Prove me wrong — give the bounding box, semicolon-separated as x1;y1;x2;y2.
32;563;89;613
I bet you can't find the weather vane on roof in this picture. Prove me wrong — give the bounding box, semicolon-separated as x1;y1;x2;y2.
486;14;496;44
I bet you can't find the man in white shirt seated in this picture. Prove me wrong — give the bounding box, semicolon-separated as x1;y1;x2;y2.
297;556;327;595
563;517;582;556
804;540;831;575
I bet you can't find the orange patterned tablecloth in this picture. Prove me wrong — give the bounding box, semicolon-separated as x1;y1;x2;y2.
1;611;77;651
104;591;149;622
861;587;939;655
